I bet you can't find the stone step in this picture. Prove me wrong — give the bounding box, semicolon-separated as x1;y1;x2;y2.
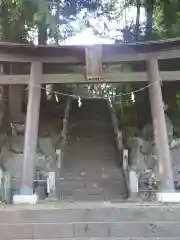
59;168;124;179
71;104;109;110
69;117;111;122
71;101;109;107
65;165;120;173
71;100;109;107
57;190;127;199
61;165;121;173
70;105;109;112
57;191;126;200
59;169;123;176
67;135;116;142
65;142;117;149
69;126;113;133
63;151;118;160
57;194;125;201
57;180;127;193
59;173;124;181
64;148;118;155
2;203;180;223
70;112;110;119
63;145;119;158
66;135;117;143
70;114;111;119
69;125;113;130
1;204;180;239
71;104;109;113
63;152;119;163
58;172;125;180
59;98;126;202
57;169;128;200
65;145;117;153
7;238;180;240
69;123;114;129
67;134;115;142
69;118;111;124
67;135;116;143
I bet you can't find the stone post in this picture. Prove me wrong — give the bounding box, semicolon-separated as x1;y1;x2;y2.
147;58;175;193
85;45;103;80
20;62;42;195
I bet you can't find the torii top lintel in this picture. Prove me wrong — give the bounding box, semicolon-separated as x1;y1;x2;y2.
0;37;180;64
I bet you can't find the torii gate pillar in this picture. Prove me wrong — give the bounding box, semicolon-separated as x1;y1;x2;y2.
20;62;42;196
147;58;175;197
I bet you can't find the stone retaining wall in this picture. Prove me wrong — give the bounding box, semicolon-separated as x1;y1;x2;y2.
0;202;179;239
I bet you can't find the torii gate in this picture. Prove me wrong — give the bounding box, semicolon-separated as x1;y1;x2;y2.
0;38;179;202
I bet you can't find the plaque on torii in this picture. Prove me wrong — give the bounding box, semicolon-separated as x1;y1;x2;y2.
85;45;103;81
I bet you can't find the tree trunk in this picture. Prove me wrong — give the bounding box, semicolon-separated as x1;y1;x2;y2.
135;0;141;41
55;0;60;44
0;1;9;41
38;19;47;45
162;1;175;37
38;18;47;102
133;0;150;129
145;0;155;40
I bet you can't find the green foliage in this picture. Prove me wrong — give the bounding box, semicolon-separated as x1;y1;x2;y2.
2;0;180;43
0;0;115;43
0;0;32;42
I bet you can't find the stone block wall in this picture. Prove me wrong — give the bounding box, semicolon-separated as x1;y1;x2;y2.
0;202;179;239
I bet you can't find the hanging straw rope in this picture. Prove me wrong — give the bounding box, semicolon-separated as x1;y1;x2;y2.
24;78;162;103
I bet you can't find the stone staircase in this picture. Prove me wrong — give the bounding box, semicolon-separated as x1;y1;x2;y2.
56;99;128;201
0;202;180;239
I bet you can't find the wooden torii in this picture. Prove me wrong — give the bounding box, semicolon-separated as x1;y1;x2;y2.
0;38;179;201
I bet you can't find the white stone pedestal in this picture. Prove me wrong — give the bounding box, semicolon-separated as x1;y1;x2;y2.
13;194;38;204
129;170;139;198
157;192;180;203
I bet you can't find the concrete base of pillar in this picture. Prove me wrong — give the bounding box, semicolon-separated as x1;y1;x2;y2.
157;192;180;203
47;172;56;198
13;194;38;204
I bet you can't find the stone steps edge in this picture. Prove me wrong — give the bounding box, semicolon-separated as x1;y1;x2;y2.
1;222;180;239
12;238;180;240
